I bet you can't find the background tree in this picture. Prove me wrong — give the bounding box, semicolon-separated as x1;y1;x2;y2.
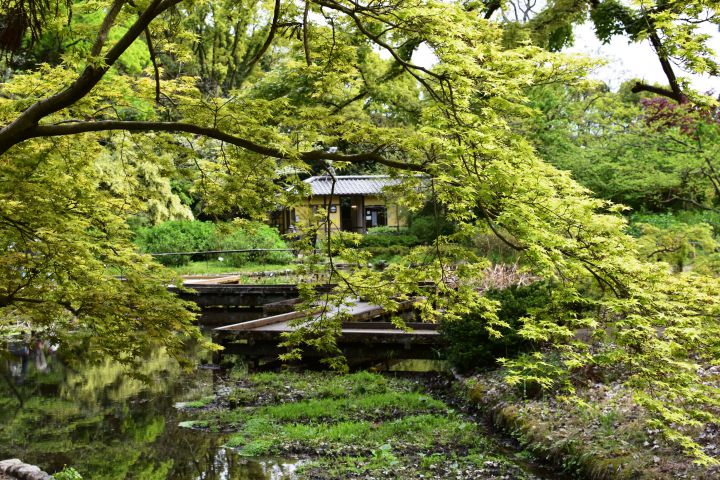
491;0;719;102
525;81;720;211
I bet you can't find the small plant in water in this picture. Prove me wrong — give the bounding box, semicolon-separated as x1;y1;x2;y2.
54;466;83;480
370;443;400;467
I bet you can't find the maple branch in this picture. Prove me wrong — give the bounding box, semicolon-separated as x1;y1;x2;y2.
636;32;687;103
303;1;312;66
0;0;181;155
484;0;502;19
145;27;161;103
25;120;428;172
631;82;685;103
92;0;127;56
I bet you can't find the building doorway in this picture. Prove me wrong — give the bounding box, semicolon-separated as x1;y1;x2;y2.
340;196;364;232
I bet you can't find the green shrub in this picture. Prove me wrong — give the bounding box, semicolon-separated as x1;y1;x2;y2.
134;220;293;267
54;467;83;480
440;282;552;373
628;210;720;237
218;222;293;267
134;220;218;266
408;214;455;243
365;226;401;236
360;227;420;248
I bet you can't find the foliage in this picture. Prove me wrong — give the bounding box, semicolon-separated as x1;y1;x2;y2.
628;211;720;235
135;220;218;266
634;222;718;273
501;0;719;101
526;83;720;212
0;0;719;463
628;211;720;274
134;220;293;267
0;135;209;367
441;282;551;372
216;221;293;267
408;214;456;244
53;467;83;480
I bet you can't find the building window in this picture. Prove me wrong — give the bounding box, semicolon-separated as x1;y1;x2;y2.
365;206;387;228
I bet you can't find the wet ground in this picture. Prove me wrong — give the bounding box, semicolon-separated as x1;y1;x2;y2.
1;342;556;479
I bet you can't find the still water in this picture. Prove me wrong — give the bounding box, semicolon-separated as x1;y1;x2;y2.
0;341;298;480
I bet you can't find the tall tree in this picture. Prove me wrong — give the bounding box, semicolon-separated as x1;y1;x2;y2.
525;82;720;210
1;0;720;461
494;0;719;102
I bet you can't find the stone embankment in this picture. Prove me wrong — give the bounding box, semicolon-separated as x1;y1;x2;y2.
0;460;53;480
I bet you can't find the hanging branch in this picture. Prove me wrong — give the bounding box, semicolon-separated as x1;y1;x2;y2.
303;1;312;66
236;0;281;84
0;0;180;154
22;120;429;171
144;27;161;103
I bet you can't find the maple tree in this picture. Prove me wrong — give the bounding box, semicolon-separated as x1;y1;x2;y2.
0;0;719;461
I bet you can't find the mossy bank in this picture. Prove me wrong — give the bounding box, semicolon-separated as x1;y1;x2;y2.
462;371;720;480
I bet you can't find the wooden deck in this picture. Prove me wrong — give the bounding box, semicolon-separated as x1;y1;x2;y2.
214;300;444;363
171;283;301;308
168;283;304;326
173;279;445;363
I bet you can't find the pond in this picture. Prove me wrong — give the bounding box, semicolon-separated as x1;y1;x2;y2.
1;341;555;480
0;341;299;479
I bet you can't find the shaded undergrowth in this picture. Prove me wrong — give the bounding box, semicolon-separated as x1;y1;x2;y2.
179;370;542;479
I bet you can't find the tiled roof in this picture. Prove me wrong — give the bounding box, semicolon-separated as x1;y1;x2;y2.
304;175;401;196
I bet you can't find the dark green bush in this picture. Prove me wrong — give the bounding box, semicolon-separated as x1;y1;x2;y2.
440;282;552;373
134;220;218;266
134;220;293;267
360;229;420;248
218;222;293;267
408;214;455;243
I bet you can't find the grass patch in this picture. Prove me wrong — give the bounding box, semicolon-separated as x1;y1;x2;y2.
182;371;536;479
225;370;415;407
256;391;445;422
172;261;295;276
223;413;482;455
177;420;208;429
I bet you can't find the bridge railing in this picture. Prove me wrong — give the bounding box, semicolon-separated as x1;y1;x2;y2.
148;248;301;282
149;248;295;257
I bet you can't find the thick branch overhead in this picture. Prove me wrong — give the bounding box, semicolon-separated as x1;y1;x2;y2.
28;121;428;172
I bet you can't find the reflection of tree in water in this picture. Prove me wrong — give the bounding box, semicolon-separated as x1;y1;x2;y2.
0;342;293;479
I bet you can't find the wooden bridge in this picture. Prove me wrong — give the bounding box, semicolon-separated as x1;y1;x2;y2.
174;277;445;365
214;301;443;366
170;283;310;326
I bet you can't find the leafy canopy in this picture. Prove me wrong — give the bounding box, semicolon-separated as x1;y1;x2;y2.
0;0;719;462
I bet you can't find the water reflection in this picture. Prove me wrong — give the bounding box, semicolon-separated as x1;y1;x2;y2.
0;341;297;479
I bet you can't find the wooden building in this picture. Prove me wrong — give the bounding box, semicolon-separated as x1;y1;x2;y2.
271;175;408;235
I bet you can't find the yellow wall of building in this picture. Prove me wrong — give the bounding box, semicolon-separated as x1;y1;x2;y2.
294;196;340;231
361;195;408;229
284;194;407;233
